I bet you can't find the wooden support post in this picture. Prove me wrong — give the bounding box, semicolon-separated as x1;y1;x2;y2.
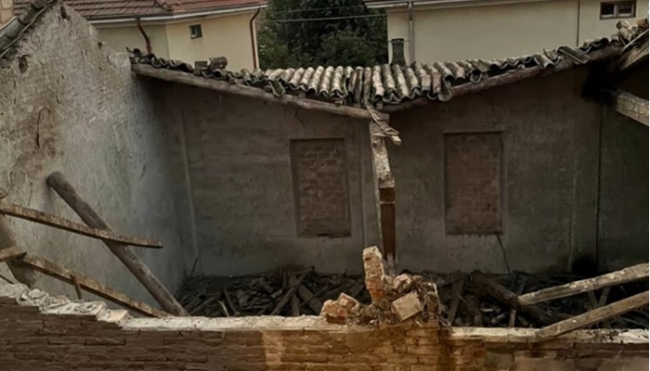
535;291;649;341
369;122;397;274
0;215;36;287
0;201;163;248
19;254;169;317
518;263;649;305
46;172;188;316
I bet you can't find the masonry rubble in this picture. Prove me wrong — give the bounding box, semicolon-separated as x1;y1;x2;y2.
321;246;441;326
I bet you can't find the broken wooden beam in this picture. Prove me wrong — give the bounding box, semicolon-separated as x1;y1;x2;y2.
0;246;26;263
447;277;465;325
289;276;300;316
297;284;324;315
0;201;163;248
0;215;36;287
19;254;169;318
46;172;188;316
602;89;649;125
535;291;649;341
519;263;649;305
470;272;565;326
270;270;310;315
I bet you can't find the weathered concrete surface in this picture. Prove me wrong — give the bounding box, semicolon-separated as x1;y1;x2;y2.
389;68;621;274
158;85;381;276
598;107;649;271
0;6;191;306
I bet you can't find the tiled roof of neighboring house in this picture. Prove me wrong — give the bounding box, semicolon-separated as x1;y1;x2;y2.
0;0;55;59
129;19;646;108
13;0;265;20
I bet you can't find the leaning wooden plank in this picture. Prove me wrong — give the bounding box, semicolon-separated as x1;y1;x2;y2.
519;263;649;305
0;246;26;263
0;215;36;287
46;172;188;316
0;201;162;248
470;272;566;326
535;291;649;341
19;254;169;318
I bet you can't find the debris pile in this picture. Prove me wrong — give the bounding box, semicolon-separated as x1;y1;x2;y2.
320;246;441;326
176;252;648;330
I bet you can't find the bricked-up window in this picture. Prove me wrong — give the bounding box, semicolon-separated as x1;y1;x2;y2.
444;133;502;234
290;139;351;237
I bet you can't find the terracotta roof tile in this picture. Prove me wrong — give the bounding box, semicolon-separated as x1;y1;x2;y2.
14;0;264;19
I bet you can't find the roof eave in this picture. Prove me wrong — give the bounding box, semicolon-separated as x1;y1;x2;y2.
88;3;266;24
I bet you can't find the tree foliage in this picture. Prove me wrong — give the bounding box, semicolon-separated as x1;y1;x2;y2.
258;0;388;69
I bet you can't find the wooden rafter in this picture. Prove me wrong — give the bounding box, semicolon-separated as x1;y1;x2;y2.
602;89;649;125
19;254;169;318
519;263;649;306
46;172;188;316
535;291;649;341
0;201;163;248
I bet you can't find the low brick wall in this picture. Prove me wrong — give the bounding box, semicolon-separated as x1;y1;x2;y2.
0;282;647;370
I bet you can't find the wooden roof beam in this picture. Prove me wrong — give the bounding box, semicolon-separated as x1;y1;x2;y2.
603;89;649;126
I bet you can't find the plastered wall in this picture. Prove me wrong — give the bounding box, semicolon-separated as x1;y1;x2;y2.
0;5;191;305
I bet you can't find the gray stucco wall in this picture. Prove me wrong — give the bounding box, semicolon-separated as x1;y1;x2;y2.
0;6;190;306
387;68;630;274
598;107;649;271
158;84;380;276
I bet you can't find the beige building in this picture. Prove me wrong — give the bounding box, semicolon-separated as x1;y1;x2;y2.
366;0;648;63
10;0;265;70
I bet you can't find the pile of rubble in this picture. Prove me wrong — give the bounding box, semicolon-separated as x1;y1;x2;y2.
176;249;648;330
320;246;440;325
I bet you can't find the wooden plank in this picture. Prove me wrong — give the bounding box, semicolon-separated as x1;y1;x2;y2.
0;201;162;248
519;263;649;305
509;280;526;327
603;89;649;126
270;270;310;315
381;45;621;113
19;254;169;318
470;272;565;326
132;64;389;122
608;37;648;72
535;291;649;341
0;216;36;287
46;172;188;316
0;246;26;263
289;276;300;316
297;284;324;315
447;278;465;325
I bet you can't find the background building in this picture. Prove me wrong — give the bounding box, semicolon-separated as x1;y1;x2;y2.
365;0;648;63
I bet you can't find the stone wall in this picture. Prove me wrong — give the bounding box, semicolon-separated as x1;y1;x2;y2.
0;5;192;304
0;282;647;371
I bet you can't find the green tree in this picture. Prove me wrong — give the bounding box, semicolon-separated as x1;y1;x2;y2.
258;0;388;69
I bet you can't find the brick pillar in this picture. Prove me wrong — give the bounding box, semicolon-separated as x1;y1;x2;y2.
0;0;13;27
